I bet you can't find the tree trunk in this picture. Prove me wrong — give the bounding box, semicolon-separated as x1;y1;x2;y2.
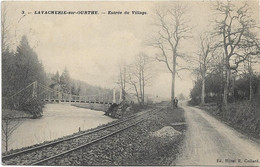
171;73;175;107
171;56;176;106
249;57;253;102
219;62;223;111
232;76;235;102
134;84;141;104
250;75;253;102
201;75;205;105
223;68;230;105
5;121;8;152
123;67;126;100
142;68;145;105
139;72;143;105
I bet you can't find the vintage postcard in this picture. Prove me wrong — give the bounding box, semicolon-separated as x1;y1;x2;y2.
1;0;260;166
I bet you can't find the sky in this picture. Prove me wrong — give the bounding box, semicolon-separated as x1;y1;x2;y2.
2;0;259;99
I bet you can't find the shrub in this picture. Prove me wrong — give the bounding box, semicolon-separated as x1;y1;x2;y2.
201;100;260;139
19;97;44;118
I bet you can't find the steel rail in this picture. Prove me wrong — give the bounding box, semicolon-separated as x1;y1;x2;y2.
2;108;154;160
30;119;144;165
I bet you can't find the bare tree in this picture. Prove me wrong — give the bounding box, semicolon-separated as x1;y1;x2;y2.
214;2;260;105
2;116;22;152
246;55;259;102
127;69;141;104
118;64;127;101
139;53;153;104
127;53;152;105
1;3;10;52
248;56;254;102
196;33;216;104
151;3;191;105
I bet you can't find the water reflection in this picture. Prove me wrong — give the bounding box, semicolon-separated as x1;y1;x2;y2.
5;104;114;152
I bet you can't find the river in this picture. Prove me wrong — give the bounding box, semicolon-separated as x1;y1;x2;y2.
5;104;115;152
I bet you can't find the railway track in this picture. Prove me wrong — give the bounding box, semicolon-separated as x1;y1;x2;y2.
2;107;164;165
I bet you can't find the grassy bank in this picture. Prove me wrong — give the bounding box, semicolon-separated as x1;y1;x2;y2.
198;100;260;139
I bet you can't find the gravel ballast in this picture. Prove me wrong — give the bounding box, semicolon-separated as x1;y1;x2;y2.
3;106;186;166
44;106;186;166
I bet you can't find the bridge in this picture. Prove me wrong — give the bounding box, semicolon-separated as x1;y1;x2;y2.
4;81;122;110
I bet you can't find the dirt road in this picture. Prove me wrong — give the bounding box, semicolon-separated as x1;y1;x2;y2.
174;104;260;166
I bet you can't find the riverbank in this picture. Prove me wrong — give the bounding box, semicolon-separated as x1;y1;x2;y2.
197;100;260;140
2;104;114;152
105;101;152;119
3;106;186;165
45;106;186;165
2;109;34;119
71;103;109;112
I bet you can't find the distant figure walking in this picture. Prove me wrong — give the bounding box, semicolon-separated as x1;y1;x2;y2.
174;97;178;108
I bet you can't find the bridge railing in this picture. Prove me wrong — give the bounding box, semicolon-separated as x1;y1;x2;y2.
39;84;118;104
5;81;121;108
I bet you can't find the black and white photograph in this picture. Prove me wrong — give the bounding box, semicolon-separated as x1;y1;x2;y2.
1;0;260;166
